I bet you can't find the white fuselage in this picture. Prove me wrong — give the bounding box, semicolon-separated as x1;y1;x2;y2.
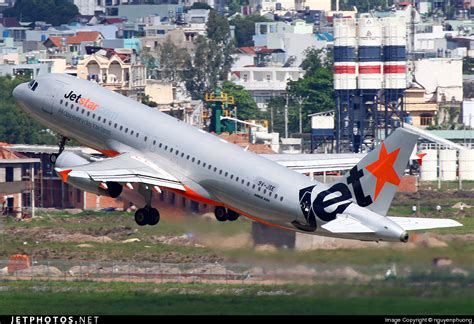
13;74;408;242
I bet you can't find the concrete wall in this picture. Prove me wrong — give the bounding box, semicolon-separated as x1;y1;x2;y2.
145;80;174;105
413;58;463;102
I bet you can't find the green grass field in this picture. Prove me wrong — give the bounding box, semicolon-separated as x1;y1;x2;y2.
1;192;474;315
2;201;474;266
1;280;473;315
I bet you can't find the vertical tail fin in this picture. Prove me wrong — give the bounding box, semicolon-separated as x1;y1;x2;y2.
335;128;419;216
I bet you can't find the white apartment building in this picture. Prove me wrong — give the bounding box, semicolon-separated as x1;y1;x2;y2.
230;66;303;110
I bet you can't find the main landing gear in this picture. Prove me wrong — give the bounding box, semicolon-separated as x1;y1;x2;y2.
135;184;160;226
214;206;240;222
50;136;68;164
134;206;160;226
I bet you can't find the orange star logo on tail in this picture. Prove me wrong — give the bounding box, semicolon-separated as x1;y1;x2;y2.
365;143;401;201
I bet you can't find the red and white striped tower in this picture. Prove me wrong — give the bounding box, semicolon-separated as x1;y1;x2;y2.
382;17;407;92
333;18;357;91
357;16;383;91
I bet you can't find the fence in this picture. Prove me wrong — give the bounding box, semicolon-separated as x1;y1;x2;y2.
0;260;472;285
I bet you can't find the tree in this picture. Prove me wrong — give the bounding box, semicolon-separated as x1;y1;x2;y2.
286;48;334;133
184;10;234;99
227;0;242;15
230;14;271;47
140;94;158;108
221;81;260;120
158;41;191;83
4;0;79;26
264;47;334;136
337;0;393;12
189;2;212;10
206;10;234;81
0;76;57;144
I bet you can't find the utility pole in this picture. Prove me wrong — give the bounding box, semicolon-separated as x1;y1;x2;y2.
284;93;289;138
297;97;304;134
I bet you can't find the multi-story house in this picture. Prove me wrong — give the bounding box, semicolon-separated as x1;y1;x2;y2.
77;48;146;100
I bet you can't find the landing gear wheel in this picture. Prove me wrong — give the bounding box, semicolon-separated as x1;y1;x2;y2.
214;206;228;222
227;210;240;222
148;208;160;226
134;208;148;226
50;153;59;164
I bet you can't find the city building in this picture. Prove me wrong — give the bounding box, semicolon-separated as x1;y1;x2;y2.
73;0;105;16
0;144;39;218
230;64;303;110
43;31;103;55
253;20;327;66
77;48;146;99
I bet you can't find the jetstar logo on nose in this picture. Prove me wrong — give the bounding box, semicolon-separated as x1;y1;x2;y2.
64;91;99;111
365;142;401;201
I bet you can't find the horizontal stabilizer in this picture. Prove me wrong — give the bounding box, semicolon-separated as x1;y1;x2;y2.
322;215;374;233
387;217;463;231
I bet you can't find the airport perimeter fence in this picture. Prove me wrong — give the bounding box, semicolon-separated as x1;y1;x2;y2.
0;260;472;285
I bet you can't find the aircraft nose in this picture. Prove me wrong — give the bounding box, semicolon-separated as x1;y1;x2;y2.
12;82;27;102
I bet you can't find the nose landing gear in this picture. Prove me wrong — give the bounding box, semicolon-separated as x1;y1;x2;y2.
50;136;68;164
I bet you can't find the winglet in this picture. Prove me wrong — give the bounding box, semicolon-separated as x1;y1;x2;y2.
58;169;72;183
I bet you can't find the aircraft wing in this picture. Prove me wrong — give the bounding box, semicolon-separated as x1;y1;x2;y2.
55;152;185;191
387;217;463;231
321;215;374;233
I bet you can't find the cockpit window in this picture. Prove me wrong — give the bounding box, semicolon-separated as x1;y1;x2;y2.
28;80;38;92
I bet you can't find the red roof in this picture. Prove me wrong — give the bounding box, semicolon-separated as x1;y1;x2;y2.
218;133;275;154
0;146;27;160
104;18;125;24
0;17;21;28
237;46;284;55
45;31;101;48
238;46;256;55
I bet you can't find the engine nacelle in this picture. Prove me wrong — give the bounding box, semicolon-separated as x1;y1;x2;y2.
55;151;123;198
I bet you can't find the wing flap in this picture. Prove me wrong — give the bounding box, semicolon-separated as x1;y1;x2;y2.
56;153;185;191
387;217;463;231
322;215;374;233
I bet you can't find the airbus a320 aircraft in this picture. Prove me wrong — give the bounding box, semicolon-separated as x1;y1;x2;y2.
13;74;462;242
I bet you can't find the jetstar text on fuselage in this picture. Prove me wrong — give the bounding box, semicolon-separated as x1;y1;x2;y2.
64;91;99;111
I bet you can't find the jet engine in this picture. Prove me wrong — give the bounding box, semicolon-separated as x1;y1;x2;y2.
55;151;123;198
